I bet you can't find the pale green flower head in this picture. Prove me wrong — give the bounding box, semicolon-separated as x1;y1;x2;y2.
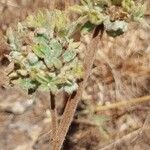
6;10;84;94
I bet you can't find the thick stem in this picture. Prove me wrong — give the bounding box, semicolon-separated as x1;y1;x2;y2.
49;91;58;150
53;25;104;150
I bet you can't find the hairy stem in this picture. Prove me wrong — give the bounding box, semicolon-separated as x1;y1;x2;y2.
49;91;58;150
53;25;104;150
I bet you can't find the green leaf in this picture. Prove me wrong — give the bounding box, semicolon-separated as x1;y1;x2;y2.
111;0;122;5
94;0;111;6
81;21;95;34
81;0;88;6
17;22;24;33
68;39;80;49
69;5;87;15
32;43;50;58
44;57;53;69
122;0;135;13
53;10;69;35
71;61;84;79
63;50;76;62
27;52;39;65
49;83;58;94
64;82;78;94
27;10;47;28
36;34;49;44
35;72;49;84
6;27;21;51
38;83;50;91
20;78;36;90
104;18;128;37
10;51;23;61
131;4;146;21
8;72;18;78
17;69;28;76
38;78;58;94
53;58;62;69
49;39;62;57
32;44;45;58
88;10;104;25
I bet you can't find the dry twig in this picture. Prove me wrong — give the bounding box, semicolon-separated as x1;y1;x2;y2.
49;92;58;149
53;25;104;150
95;95;150;112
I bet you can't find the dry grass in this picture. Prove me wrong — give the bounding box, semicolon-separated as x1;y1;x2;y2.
83;23;150;106
0;0;150;149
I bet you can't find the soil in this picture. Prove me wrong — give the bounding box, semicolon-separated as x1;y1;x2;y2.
0;1;150;150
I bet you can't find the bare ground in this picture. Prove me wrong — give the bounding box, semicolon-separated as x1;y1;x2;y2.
0;1;150;150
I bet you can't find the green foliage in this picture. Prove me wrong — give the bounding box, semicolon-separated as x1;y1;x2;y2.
71;0;146;36
7;10;84;94
122;0;146;21
111;0;122;5
131;3;146;21
70;1;104;25
7;0;145;94
92;114;110;139
122;0;135;12
26;9;69;37
104;18;128;37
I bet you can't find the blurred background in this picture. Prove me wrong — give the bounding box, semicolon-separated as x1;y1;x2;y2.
0;0;150;150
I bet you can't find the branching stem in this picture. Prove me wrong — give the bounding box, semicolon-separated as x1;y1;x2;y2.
52;25;104;150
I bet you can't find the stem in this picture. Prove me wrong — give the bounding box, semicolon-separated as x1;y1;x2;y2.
95;95;150;112
53;25;104;150
49;91;58;150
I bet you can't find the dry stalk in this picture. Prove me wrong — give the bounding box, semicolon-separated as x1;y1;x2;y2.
95;95;150;112
99;114;150;150
49;92;58;150
52;25;104;150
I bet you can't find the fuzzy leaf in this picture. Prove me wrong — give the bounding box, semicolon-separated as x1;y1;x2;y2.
68;39;80;49
70;5;88;15
20;78;36;90
122;0;135;13
53;58;62;69
39;82;58;94
64;82;78;94
10;51;24;62
49;39;62;57
94;0;111;6
53;10;69;35
6;28;21;51
131;4;146;21
36;34;49;44
27;52;39;65
111;0;122;5
104;18;128;37
63;50;76;62
88;10;104;25
35;73;49;84
27;11;47;28
17;69;28;76
81;21;95;33
32;44;50;58
44;57;53;69
71;61;84;79
8;72;18;78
